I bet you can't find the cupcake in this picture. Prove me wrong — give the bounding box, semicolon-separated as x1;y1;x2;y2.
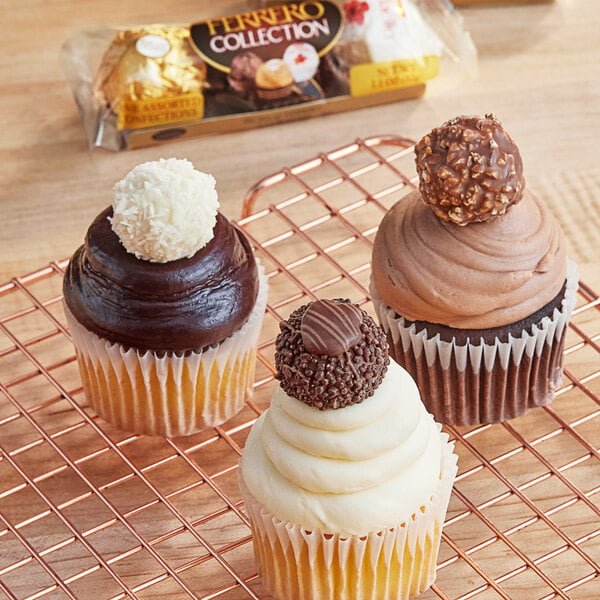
63;158;268;437
239;298;457;600
371;114;578;426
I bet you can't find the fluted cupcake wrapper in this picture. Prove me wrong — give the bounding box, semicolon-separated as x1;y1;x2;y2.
65;263;268;437
372;261;578;425
239;428;458;600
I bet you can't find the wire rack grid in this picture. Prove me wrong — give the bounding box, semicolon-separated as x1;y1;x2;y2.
0;135;599;600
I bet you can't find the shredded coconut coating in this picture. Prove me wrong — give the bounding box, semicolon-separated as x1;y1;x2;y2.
111;158;219;263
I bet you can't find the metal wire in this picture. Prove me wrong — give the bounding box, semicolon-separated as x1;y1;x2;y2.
0;135;598;599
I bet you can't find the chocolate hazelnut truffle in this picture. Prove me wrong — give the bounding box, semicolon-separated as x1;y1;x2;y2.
415;113;525;225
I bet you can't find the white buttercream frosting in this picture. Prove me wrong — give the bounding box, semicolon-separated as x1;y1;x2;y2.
240;360;444;536
111;158;219;263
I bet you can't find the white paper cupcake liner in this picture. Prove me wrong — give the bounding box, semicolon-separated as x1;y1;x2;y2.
65;262;268;437
372;261;578;425
240;428;457;600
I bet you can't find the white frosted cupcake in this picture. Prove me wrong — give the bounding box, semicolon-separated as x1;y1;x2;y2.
63;158;268;436
239;299;457;600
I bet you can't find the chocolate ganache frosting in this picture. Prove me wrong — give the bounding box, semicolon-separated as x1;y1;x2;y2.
63;207;259;353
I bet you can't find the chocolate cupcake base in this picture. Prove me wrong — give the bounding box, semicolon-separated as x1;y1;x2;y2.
372;261;578;426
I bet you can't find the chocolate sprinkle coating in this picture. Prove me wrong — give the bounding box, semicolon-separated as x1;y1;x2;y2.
415;114;525;225
301;299;362;356
275;299;389;410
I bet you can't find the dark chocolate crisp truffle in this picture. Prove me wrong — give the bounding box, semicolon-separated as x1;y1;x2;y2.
415;114;525;225
274;299;389;410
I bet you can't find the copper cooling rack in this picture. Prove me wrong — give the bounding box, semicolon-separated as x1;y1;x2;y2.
0;135;599;600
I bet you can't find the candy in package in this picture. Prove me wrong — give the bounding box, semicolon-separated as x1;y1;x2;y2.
61;0;476;150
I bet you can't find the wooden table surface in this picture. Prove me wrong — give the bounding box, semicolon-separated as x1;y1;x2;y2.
2;0;599;287
1;2;599;600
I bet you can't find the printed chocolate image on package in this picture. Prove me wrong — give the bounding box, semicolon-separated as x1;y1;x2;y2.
94;26;207;132
191;1;342;110
60;0;476;150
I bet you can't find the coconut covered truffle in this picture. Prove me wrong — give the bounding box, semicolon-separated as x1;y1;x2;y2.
111;157;219;262
274;299;389;410
415;114;525;225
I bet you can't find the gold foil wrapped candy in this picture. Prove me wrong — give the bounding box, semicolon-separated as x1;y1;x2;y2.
94;26;207;130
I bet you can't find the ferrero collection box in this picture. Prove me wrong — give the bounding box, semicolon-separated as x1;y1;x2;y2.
61;1;465;150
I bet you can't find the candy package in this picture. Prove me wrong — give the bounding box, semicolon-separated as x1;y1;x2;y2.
61;0;476;150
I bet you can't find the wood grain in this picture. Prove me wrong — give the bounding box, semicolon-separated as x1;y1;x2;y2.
0;2;599;599
1;0;599;288
453;0;553;6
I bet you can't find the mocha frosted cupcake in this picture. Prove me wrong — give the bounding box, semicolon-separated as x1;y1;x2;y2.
371;114;578;426
63;158;268;436
239;299;457;600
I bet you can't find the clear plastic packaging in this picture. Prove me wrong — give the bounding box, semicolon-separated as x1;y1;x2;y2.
60;0;476;150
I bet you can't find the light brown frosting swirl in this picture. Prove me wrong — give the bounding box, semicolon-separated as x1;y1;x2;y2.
371;189;567;329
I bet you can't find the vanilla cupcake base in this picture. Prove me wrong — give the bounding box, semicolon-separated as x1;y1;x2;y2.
240;429;457;600
65;265;268;437
373;261;578;426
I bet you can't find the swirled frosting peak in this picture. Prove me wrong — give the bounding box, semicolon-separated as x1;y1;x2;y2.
240;360;443;535
371;189;567;329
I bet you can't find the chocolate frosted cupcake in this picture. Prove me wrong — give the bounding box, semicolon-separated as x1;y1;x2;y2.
63;158;268;436
239;299;457;600
371;114;578;426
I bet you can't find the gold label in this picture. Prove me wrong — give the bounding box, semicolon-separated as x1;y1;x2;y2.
117;92;205;130
349;56;439;97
